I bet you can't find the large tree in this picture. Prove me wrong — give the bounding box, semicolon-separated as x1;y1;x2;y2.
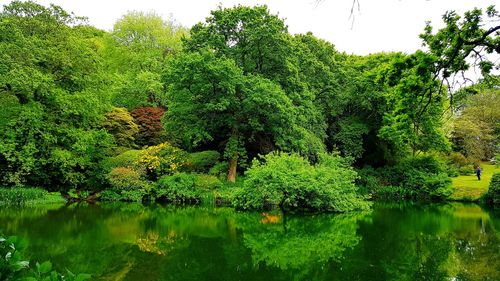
0;1;113;190
104;11;188;109
164;51;307;182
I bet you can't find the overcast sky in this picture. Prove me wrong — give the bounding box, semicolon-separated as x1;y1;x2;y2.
0;0;496;55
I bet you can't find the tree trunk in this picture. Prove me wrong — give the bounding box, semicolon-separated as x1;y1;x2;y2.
227;155;238;183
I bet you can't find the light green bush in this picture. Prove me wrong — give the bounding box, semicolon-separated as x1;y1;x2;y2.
233;152;370;212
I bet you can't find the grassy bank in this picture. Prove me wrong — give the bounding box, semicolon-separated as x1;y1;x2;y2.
450;163;500;201
0;187;66;206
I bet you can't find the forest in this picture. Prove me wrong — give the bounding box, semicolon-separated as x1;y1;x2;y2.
0;1;499;210
1;1;500;280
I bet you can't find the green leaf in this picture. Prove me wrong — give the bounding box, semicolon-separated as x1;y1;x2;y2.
37;261;52;274
75;273;92;281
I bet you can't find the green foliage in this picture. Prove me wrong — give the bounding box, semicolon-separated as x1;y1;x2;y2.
99;189;146;202
420;6;500;79
107;11;188;109
153;173;222;204
452;90;500;162
484;173;500;207
193;174;222;190
380;156;453;200
234;152;370;212
102;107;139;148
0;234;90;281
187;151;220;172
0;1;115;191
208;162;229;179
154;173;201;204
100;149;142;173
378;51;450;156
0;187;64;205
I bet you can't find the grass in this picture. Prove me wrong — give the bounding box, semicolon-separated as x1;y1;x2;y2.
0;187;66;205
450;162;500;201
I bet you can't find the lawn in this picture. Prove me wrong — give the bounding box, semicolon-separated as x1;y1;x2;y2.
450;162;500;201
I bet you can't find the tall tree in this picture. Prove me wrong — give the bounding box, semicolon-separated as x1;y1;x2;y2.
0;1;113;190
164;51;306;182
104;11;188;109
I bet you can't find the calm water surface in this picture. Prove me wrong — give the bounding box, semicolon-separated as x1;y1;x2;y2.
0;202;499;281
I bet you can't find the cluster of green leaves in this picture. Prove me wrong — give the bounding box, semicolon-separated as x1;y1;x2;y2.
0;234;90;281
484;173;500;207
451;90;499;162
0;1;114;191
154;172;221;203
378;156;453;200
234;152;370;212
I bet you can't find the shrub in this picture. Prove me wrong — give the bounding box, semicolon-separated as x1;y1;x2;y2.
447;152;469;168
102;107;139;148
381;156;452;200
459;165;474;176
131;107;166;146
485;173;500;207
208;162;229;179
101;149;142;173
101;167;150;202
355;166;383;195
188;150;220;172
194;174;222;190
107;167;146;190
137;142;189;179
154;173;201;204
233;152;370;212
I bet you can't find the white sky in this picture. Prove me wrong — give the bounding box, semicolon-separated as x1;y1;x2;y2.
0;0;497;55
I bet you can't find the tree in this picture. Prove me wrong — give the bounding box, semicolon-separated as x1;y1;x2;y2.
420;5;500;107
164;50;310;182
0;1;114;190
130;107;166;146
452;89;500;161
378;51;450;156
102;107;139;148
183;5;326;147
105;11;188;109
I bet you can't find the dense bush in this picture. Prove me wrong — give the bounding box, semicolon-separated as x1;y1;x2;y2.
485;173;500;207
208;162;229;179
233;152;370;212
101;150;142;172
137;142;189;180
102;107;139;148
0;234;90;281
188;150;220;172
193;173;222;190
154;173;201;204
380;156;452;200
107;167;147;190
0;187;64;205
101;167;150;202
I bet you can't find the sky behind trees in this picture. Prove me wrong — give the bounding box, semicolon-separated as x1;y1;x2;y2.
0;0;495;55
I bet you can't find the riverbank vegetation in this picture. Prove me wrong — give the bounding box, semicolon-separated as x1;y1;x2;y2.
0;1;499;210
0;234;90;280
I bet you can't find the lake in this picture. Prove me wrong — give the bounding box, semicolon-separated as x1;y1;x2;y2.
1;202;499;280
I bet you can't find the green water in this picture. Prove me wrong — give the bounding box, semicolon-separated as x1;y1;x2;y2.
0;202;499;281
